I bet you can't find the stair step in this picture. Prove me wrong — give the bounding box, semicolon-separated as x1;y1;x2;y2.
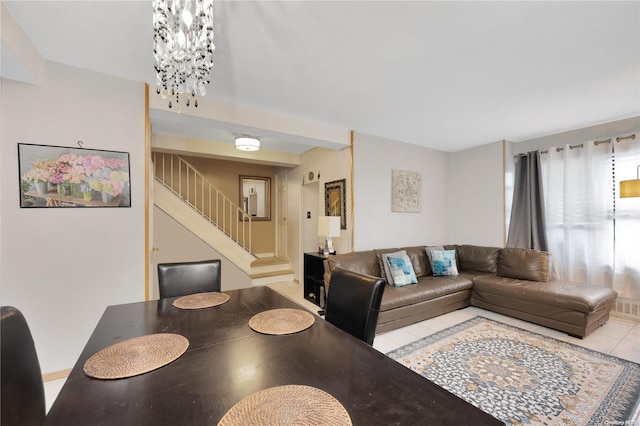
251;257;289;267
250;269;294;279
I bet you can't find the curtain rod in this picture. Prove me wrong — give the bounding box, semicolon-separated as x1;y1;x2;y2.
616;133;636;142
515;132;637;158
539;143;583;155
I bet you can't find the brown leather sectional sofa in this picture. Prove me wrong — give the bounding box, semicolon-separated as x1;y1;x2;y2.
324;244;618;338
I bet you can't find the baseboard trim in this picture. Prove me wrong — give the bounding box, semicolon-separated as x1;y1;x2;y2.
43;368;72;382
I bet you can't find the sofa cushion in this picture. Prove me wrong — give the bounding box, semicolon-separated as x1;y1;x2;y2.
381;275;474;311
427;249;459;276
402;246;430;277
456;245;500;274
498;248;550;282
380;250;418;286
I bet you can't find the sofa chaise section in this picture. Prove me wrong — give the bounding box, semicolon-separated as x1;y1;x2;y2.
471;275;617;338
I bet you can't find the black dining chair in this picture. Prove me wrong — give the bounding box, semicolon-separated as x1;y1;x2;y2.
1;306;46;426
158;259;222;299
324;268;385;345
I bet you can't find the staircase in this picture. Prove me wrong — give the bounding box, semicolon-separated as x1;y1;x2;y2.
152;152;293;285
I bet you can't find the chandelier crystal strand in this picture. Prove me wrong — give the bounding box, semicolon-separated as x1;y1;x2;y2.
153;0;215;109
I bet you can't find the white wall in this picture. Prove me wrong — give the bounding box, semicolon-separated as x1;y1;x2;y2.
448;141;505;247
0;62;145;374
352;133;449;250
299;147;353;255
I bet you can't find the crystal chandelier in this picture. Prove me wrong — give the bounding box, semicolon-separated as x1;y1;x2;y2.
153;0;215;109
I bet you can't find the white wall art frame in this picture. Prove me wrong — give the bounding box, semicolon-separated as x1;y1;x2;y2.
391;169;422;212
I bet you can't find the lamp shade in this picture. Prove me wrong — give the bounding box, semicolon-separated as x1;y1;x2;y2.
318;216;340;237
621;179;640;198
620;165;640;198
235;136;260;151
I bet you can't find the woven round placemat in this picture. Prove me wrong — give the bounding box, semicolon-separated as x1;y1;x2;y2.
83;333;189;379
217;385;352;426
248;308;315;335
173;292;230;310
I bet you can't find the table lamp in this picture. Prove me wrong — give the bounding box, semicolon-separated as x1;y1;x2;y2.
318;216;340;255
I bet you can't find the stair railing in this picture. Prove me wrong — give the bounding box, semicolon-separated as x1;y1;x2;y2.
152;152;253;255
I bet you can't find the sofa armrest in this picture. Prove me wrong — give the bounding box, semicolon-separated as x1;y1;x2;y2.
325;251;381;277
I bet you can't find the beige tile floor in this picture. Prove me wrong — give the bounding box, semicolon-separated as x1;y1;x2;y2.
44;280;640;413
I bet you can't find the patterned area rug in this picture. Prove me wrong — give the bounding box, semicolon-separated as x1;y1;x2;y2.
387;317;640;426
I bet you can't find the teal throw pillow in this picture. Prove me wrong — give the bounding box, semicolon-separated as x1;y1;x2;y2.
383;251;418;286
428;249;459;277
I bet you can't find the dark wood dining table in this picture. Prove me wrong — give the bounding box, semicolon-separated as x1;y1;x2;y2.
45;286;503;425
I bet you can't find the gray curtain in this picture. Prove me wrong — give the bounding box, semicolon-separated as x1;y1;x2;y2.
507;151;548;251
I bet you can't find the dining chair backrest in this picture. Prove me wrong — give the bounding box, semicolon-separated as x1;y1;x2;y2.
158;259;222;299
1;306;46;426
324;268;385;345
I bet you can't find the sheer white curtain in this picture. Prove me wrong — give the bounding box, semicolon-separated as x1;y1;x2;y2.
540;140;614;287
613;136;640;300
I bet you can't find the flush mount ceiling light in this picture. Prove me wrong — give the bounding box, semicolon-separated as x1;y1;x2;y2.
153;0;215;109
235;136;261;152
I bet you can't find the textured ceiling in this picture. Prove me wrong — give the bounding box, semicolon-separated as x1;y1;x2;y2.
3;1;639;152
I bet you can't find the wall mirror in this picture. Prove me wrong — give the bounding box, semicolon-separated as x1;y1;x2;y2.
325;179;346;229
239;176;271;221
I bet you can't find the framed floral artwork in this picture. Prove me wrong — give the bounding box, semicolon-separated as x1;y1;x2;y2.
18;143;131;208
